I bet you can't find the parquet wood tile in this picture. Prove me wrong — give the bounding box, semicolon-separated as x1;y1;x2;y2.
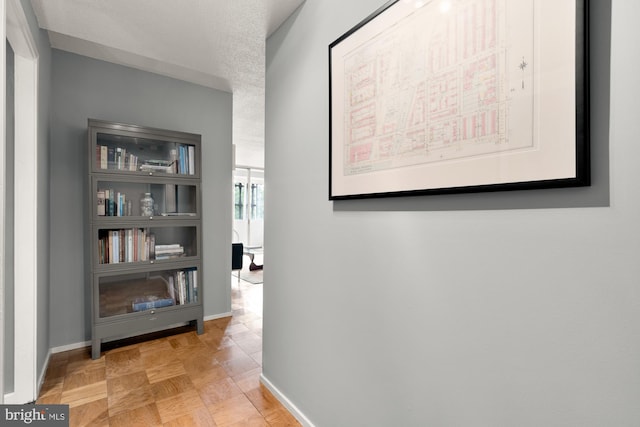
156;388;208;424
189;364;232;391
150;374;196;401
106;370;150;397
232;368;263;395
196;377;244;407
208;394;264;426
249;351;262;366
234;334;263;355
107;381;155;417
161;407;217;427
62;364;107;391
244;385;284;419
69;398;110;427
105;347;144;378
264;408;302;427
60;380;108;408
146;358;188;384
213;343;253;364
43;359;68;381
108;403;163;427
223;323;251;337
38;375;64;398
37;390;62;405
37;279;301;426
219;353;261;378
200;334;236;352
181;348;224;372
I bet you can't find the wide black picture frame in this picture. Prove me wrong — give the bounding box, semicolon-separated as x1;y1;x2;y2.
329;0;589;200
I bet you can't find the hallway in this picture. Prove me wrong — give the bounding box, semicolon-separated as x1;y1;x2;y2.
36;278;298;426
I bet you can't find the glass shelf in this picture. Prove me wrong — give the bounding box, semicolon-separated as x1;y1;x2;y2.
96;225;199;265
97;267;199;319
94;179;198;218
94;132;198;176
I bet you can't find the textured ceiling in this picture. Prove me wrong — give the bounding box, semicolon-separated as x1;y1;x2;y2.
29;0;305;167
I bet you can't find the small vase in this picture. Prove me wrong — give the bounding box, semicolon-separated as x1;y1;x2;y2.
140;193;154;216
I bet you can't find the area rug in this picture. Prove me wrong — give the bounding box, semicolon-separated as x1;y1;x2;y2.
240;266;263;284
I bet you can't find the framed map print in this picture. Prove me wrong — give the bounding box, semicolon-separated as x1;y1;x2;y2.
329;0;589;200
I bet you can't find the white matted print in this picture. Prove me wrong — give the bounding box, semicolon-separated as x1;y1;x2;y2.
329;0;589;200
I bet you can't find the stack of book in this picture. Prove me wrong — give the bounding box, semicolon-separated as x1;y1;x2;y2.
139;159;175;173
154;244;184;260
131;295;174;312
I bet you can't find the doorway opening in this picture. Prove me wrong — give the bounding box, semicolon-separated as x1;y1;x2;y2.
232;167;264;285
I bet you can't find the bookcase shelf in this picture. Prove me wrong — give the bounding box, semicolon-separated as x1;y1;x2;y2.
88;119;204;359
92;174;200;219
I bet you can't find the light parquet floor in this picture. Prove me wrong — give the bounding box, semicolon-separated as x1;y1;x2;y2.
37;277;300;427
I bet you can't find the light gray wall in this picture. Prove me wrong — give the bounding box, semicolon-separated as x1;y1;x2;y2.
264;0;640;425
50;51;233;348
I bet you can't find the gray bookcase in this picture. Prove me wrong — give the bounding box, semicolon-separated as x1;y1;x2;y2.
88;119;204;359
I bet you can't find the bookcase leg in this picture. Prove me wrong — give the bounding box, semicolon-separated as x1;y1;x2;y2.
196;318;204;335
91;339;101;360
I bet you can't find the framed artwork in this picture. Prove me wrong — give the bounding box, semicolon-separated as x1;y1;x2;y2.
329;0;589;200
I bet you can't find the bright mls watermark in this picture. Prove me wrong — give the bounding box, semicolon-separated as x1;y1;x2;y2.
1;405;69;426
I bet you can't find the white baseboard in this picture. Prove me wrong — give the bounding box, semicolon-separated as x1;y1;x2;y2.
204;311;232;321
260;374;315;427
49;313;232;355
36;349;52;399
51;340;91;354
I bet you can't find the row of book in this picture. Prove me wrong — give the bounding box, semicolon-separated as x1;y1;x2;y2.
96;145;139;171
99;231;189;264
176;144;196;175
96;144;196;175
98;228;156;264
97;189;131;216
98;229;189;264
131;268;198;311
168;268;198;306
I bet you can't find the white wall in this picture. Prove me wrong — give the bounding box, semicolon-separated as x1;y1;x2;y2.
264;0;640;425
4;0;52;401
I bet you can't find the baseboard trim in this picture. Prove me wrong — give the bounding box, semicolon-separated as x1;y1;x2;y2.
49;313;232;355
260;374;315;427
51;341;91;354
204;311;232;321
37;349;52;398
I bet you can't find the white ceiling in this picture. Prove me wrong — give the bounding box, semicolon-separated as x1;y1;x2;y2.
29;0;305;167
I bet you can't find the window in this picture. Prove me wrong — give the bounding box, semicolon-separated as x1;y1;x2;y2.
250;183;264;220
234;182;244;220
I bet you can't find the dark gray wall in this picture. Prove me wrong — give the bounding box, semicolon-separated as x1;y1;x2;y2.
4;40;15;395
265;0;640;425
49;50;233;347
